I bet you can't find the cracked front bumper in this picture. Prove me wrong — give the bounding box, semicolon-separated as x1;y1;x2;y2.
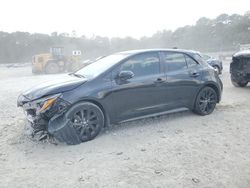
18;95;82;144
18;94;71;134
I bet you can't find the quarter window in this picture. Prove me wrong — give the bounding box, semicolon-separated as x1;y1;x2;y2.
164;52;187;71
119;53;160;78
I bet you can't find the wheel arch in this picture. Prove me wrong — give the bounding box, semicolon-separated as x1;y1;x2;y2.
72;98;110;128
205;83;220;102
192;83;220;109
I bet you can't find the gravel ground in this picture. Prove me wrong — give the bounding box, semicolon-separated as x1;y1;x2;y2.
0;62;250;188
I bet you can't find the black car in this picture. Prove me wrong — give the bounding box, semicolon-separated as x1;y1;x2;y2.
17;49;223;145
230;50;250;87
201;54;223;74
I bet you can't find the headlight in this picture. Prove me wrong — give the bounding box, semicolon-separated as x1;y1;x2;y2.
40;97;57;112
34;93;62;113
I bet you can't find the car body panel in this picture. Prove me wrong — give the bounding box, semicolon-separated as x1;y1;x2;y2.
161;52;203;109
17;49;223;143
110;72;168;122
21;75;88;101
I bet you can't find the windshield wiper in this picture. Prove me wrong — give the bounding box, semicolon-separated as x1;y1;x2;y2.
69;73;85;78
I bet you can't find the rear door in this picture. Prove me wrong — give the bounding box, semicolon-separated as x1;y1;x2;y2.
162;52;202;108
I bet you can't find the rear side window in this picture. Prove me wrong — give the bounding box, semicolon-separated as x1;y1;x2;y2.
185;55;198;68
164;52;187;71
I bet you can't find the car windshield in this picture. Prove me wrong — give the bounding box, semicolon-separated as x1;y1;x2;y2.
75;54;128;78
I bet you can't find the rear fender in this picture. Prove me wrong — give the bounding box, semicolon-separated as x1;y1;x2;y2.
191;82;221;110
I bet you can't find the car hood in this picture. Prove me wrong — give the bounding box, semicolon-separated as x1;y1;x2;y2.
22;75;88;101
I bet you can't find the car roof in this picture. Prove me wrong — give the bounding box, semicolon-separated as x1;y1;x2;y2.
115;48;200;56
233;50;250;58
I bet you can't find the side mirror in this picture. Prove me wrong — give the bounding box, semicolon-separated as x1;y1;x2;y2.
118;70;134;81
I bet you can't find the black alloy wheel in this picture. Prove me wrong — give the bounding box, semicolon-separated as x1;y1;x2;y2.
67;102;104;142
194;87;217;116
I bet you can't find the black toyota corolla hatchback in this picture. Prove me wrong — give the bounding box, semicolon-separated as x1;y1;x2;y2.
18;49;223;144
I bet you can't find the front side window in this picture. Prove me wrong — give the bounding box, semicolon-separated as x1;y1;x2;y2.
164;52;187;71
119;53;160;78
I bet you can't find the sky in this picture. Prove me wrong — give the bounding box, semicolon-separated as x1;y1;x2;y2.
0;0;249;38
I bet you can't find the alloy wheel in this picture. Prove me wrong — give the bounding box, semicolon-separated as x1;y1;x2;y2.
198;88;217;114
64;102;104;143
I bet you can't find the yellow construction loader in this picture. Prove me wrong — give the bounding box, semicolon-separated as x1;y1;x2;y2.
32;47;83;74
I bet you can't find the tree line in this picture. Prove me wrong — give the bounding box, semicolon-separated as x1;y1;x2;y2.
0;12;250;64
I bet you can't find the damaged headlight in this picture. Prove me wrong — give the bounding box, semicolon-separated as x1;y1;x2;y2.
22;93;62;115
38;93;62;113
20;93;71;120
36;94;71;117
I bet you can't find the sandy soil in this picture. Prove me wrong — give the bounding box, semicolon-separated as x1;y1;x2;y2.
0;63;250;188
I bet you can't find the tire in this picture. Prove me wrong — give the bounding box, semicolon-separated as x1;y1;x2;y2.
193;87;218;116
45;62;60;74
231;75;248;87
65;102;104;143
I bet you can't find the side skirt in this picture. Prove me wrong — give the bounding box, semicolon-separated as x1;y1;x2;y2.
119;107;189;124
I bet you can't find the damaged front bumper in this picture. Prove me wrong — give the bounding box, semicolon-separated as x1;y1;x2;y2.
47;113;82;144
17;94;74;141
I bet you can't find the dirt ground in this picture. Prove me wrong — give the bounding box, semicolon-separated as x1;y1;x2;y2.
0;62;250;188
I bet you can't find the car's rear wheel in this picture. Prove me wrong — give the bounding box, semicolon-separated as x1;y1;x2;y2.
66;102;104;143
194;87;217;116
231;75;248;87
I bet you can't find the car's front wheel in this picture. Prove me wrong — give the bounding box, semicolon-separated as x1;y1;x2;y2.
66;102;104;143
194;87;217;116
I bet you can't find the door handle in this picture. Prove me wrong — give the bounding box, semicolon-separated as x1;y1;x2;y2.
154;77;165;83
190;72;200;77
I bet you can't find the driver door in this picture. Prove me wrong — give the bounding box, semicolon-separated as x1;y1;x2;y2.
110;52;168;122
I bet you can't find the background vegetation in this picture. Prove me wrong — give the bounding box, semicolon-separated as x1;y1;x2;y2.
0;12;250;63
